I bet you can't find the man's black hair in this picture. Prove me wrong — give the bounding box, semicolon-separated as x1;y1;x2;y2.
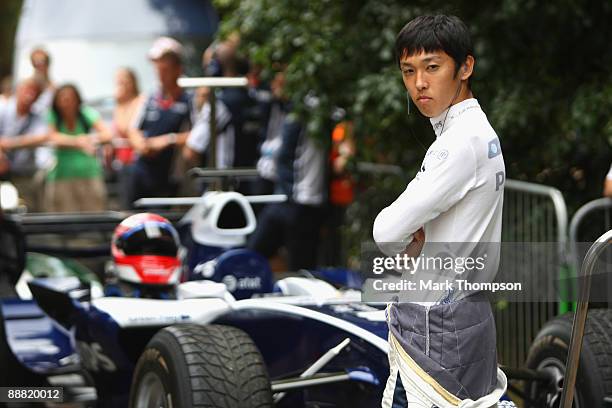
395;15;473;76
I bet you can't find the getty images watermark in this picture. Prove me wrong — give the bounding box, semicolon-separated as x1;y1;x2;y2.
362;241;612;303
357;241;596;303
369;252;522;295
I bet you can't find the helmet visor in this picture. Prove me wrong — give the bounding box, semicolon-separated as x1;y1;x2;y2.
117;222;179;257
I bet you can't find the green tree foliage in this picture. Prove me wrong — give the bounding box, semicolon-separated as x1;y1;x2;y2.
215;0;612;259
0;1;23;79
216;0;612;200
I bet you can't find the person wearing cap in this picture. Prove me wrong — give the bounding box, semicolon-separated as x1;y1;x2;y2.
126;37;196;208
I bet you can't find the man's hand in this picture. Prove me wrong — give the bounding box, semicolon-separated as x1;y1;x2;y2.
133;139;150;157
146;135;172;154
403;227;425;258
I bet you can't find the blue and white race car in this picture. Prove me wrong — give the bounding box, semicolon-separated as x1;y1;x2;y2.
0;192;390;407
8;270;388;407
0;191;531;407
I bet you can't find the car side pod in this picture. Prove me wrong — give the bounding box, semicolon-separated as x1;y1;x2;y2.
0;295;80;385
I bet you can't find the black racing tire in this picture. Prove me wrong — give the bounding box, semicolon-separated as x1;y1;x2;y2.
525;309;612;408
129;324;273;408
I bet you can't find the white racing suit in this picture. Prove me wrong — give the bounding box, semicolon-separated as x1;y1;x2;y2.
381;297;511;408
373;98;511;407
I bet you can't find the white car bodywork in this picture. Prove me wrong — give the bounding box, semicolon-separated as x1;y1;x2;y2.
90;277;389;354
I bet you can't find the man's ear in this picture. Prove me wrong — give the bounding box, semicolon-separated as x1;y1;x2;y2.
461;55;475;81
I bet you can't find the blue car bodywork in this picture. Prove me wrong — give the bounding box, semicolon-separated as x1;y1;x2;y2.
2;274;390;407
0;191;516;406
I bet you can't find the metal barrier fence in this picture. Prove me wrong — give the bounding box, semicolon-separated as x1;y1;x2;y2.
496;179;568;369
569;197;612;272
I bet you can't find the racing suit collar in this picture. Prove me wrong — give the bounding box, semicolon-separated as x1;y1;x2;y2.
429;98;480;138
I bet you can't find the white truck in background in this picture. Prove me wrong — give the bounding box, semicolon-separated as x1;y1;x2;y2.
13;0;218;104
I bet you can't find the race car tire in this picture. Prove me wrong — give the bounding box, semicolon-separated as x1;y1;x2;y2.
129;324;273;408
0;307;45;387
525;309;612;408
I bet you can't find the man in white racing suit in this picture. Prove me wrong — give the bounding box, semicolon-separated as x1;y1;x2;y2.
373;15;511;408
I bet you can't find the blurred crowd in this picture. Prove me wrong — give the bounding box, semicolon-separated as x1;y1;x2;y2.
0;35;356;269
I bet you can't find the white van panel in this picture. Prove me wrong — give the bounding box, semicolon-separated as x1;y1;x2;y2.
15;38;158;102
14;0;217;101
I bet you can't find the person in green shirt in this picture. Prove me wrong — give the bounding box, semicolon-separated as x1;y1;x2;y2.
45;84;112;212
